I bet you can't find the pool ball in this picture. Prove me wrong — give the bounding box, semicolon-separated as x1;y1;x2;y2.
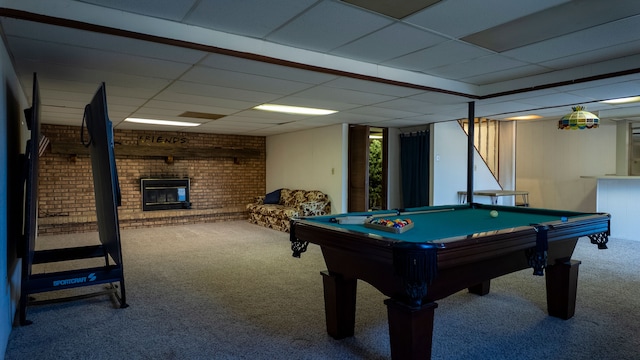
489;210;499;218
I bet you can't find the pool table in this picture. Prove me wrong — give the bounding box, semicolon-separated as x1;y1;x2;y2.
290;203;610;360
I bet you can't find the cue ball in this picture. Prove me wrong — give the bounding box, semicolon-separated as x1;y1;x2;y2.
489;210;499;218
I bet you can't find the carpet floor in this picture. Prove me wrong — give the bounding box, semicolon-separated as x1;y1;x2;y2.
5;221;640;359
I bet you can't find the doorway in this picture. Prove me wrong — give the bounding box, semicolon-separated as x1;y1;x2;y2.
348;125;388;212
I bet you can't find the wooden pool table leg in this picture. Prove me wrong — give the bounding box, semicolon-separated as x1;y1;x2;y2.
321;270;357;339
545;259;581;320
385;299;438;360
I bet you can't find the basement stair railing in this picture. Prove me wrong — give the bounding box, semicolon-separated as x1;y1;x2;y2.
459;118;500;184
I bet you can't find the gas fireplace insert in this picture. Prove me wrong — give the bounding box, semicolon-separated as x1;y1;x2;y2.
141;178;190;211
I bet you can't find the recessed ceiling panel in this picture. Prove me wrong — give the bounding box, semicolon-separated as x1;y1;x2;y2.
462;0;640;52
341;0;440;19
406;0;568;38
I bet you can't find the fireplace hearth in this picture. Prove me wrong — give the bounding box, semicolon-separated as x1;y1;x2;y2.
141;178;190;211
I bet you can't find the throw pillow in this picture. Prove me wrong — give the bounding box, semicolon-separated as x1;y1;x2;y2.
263;189;281;204
300;201;327;216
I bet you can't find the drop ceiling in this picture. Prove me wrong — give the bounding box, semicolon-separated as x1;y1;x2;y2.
1;0;640;135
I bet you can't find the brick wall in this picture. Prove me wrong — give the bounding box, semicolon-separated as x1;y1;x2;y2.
38;124;266;234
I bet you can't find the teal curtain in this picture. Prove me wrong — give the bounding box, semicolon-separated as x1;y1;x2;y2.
400;131;429;208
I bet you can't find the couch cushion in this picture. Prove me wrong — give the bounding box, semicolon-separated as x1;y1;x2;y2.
281;189;304;207
303;190;328;203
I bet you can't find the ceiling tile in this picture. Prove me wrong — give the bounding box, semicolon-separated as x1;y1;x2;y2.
143;97;247;113
341;0;441;19
198;54;337;84
383;40;493;72
428;54;530;81
180;66;314;94
566;80;640;101
505;15;640;65
514;93;595;108
3;0;640;134
163;81;278;103
323;77;424;97
407;91;471;105
184;0;317;38
152;91;256;109
214;115;289;125
374;98;441;113
2;19;207;63
8;37;193;81
267;1;392;52
77;0;198;21
331;23;447;62
540;39;640;71
405;0;569;38
462;0;640;52
267;96;360;112
462;64;551;86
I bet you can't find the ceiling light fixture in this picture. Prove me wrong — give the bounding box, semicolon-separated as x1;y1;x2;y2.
253;104;337;115
505;115;542;121
600;96;640;104
558;106;599;130
125;118;201;127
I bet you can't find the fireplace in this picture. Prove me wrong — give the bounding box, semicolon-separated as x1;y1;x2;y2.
141;178;190;211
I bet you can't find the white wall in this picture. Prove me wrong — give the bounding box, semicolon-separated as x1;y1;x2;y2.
515;119;617;211
266;124;347;213
266;124;403;214
432;121;501;205
1;36;28;355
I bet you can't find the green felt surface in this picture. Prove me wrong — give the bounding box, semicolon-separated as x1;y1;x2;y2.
307;206;587;243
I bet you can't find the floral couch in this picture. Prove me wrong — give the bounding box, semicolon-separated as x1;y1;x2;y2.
246;188;331;232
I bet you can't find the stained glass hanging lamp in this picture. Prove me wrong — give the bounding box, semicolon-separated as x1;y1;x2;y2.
558;106;599;130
